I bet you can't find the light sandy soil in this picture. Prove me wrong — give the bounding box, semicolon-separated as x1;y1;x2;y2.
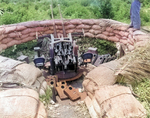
47;64;95;118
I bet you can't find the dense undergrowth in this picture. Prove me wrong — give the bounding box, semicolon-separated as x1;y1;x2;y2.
0;0;150;26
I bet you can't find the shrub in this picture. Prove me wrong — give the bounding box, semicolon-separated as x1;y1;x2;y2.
0;40;37;59
63;4;96;19
91;0;114;19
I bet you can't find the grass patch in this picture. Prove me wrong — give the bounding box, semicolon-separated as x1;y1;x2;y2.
132;78;150;117
39;87;52;109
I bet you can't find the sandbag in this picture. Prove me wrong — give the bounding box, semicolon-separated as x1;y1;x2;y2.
95;85;146;118
0;34;7;41
83;79;98;94
135;39;149;47
92;25;101;30
82;25;91;29
84;32;94;38
21;34;29;39
96;34;108;40
54;20;63;25
36;101;47;118
4;26;17;34
117;25;128;31
16;25;27;31
134;35;150;42
0;27;5;35
21;28;32;35
14;63;42;85
74;29;83;33
102;31;109;36
40;20;53;26
44;30;53;35
0;44;7;50
92;97;101;117
108;36;119;42
93;19;100;25
82;79;90;90
7;40;20;47
85;60;120;86
113;30;120;35
70;19;82;25
56;25;63;30
87;92;94;100
84;96;99;118
21;36;35;43
0;63;42;86
0;88;40;118
32;76;46;93
82;19;94;25
33;27;46;32
76;24;84;29
56;30;63;34
89;29;95;34
1;37;13;44
120;39;128;45
109;32;115;36
21;21;40;28
94;30;102;35
29;32;36;37
119;31;129;37
66;29;75;33
106;27;113;33
65;24;75;30
115;34;121;39
127;44;135;51
8;32;18;38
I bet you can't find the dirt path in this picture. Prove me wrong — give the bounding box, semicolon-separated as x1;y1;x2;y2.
47;97;90;118
47;64;95;118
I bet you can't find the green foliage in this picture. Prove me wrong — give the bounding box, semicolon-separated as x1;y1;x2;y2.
77;38;117;56
0;0;150;26
140;8;150;26
0;40;37;59
91;0;114;19
132;79;150;117
111;0;130;21
63;4;96;19
40;87;52;108
91;39;117;55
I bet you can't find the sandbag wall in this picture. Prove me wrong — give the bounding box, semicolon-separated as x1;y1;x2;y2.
0;19;149;51
83;60;147;118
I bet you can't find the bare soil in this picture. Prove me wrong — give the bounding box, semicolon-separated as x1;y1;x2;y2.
47;64;95;118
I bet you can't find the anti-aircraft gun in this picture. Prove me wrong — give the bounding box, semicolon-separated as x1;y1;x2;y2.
34;4;82;80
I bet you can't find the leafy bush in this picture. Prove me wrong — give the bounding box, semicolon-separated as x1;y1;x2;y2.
0;40;37;59
91;39;117;55
111;0;130;21
91;0;114;19
140;8;150;25
77;37;117;56
63;4;96;19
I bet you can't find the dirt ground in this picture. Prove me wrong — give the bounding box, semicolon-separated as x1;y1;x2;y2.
47;64;95;118
47;96;90;118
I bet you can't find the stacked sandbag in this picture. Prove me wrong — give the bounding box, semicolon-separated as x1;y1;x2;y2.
0;88;47;118
82;60;120;101
0;56;48;95
1;19;149;52
83;60;120;90
85;85;146;118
